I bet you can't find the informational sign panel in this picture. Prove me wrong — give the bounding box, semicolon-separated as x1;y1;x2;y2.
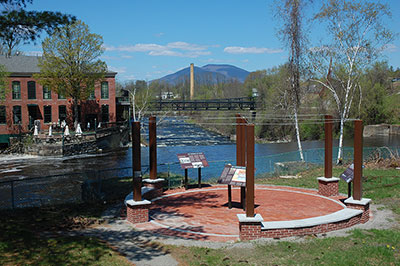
177;152;209;169
218;165;246;187
340;163;354;183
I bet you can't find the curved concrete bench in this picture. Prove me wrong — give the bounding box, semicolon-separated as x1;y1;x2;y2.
261;208;363;230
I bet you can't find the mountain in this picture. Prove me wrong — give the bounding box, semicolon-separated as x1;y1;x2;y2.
155;64;250;85
201;64;250;82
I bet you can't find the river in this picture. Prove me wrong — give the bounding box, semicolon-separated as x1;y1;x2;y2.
1;117;399;181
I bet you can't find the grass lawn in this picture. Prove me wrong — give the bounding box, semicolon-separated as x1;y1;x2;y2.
168;166;400;265
0;203;131;266
168;229;399;266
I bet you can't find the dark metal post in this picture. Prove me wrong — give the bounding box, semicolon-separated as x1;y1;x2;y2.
184;169;188;190
353;120;363;200
198;168;201;188
132;121;142;201
325;115;333;178
149;116;157;179
348;182;352;198
228;185;232;209
246;124;255;217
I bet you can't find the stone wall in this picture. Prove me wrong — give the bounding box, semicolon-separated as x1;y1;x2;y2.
63;139;98;156
364;124;400;137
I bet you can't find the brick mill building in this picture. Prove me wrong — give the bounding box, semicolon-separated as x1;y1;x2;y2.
0;55;117;145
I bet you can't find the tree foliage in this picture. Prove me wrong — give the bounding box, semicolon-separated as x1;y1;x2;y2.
274;0;312;161
0;64;8;102
35;20;107;126
309;0;394;163
0;0;75;56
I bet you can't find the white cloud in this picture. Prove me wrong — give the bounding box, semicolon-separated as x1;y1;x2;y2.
122;74;136;80
167;41;207;51
242;59;249;63
149;50;182;56
108;66;127;73
384;43;397;52
101;55;120;60
224;46;283;54
104;42;211;58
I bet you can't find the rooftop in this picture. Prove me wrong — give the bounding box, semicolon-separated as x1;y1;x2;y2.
0;55;117;77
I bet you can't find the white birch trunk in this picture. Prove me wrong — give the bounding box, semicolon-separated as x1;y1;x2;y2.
294;108;304;162
337;116;345;164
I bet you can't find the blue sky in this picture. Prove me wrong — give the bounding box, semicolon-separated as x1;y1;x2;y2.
21;0;400;82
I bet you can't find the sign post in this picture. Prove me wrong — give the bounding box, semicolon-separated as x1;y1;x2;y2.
339;163;354;198
177;152;209;189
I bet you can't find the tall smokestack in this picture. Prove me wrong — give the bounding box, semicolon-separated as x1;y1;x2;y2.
190;63;194;100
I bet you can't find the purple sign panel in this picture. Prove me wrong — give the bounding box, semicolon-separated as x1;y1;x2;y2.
340;163;354;183
177;152;209;169
218;164;246;187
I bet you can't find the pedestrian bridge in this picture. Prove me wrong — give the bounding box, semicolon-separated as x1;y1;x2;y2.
149;97;258;111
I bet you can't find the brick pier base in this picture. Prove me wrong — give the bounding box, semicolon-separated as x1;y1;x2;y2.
143;178;165;199
344;197;371;224
126;200;151;224
237;214;264;241
317;177;340;196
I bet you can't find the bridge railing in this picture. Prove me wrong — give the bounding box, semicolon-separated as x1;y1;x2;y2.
149;97;258;111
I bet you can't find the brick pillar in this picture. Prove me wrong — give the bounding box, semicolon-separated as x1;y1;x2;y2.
317;177;340;196
237;214;263;241
344;197;371;224
125;193;151;224
142;178;165;199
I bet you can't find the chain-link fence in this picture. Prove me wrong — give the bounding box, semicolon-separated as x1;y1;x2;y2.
1;146;398;210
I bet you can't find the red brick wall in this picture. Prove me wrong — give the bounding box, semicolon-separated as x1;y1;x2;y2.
318;179;339;197
126;204;149;224
0;76;116;136
345;203;370;224
239;222;262;241
239;214;363;240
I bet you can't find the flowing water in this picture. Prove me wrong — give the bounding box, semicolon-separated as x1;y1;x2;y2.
1;117;399;181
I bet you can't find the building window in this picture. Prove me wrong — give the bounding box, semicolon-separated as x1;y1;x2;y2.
0;106;5;124
44;106;52;123
59;105;67;122
88;90;95;100
58;85;66;99
101;104;109;123
101;81;109;99
12;81;21;99
43;85;51;99
58;93;66;99
13;106;21;124
28;81;36;99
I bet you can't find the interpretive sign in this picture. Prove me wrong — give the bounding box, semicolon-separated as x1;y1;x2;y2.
218;164;246;187
177;152;209;169
340;163;354;183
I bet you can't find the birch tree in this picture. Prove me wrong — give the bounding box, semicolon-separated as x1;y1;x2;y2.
309;0;394;163
122;80;151;122
275;0;310;161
